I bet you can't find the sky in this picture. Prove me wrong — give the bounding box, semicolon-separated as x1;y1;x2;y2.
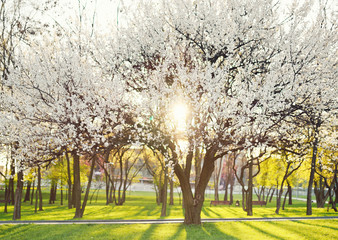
44;0;124;35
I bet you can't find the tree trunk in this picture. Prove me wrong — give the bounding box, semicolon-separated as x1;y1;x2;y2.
224;180;229;201
265;187;271;203
269;188;275;203
307;136;318;215
72;180;76;207
246;160;253;216
60;184;63;206
194;147;202;191
276;164;290;214
37;166;43;211
255;187;261;201
116;157;124;205
80;156;96;218
214;173;219;201
112;182;116;204
329;193;337;212
314;177;328;208
121;182;127;204
155;181;160;205
169;178;174;205
49;181;54;204
109;184;114;203
9;160;15;205
242;189;247;211
214;158;223;201
161;166;168;217
335;175;338;204
121;185;127;205
282;187;289;210
106;173;110;205
328;181;337;212
262;187;265;203
111;168;116;203
4;185;9;213
179;176;203;225
73;153;82;218
260;187;265;201
60;160;63;206
121;160;129;205
3;159;9;213
229;181;234;205
183;200;203;225
8;179;14;206
175;154;215;225
158;172;163;204
53;183;57;203
13;171;24;220
35;179;38;213
24;181;31;202
65;152;73;209
332;164;338;209
288;184;292;205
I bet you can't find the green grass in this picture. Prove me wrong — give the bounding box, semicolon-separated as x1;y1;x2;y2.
0;190;337;221
0;190;337;239
0;220;337;240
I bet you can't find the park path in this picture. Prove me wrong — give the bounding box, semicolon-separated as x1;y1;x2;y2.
0;216;337;225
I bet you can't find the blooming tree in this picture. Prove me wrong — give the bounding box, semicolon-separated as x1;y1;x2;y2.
3;34;135;218
109;0;337;224
1;0;336;224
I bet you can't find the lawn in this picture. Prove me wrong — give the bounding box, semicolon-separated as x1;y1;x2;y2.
0;190;336;221
0;189;337;239
0;220;337;240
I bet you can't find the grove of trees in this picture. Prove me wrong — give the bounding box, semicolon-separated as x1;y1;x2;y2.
0;0;337;225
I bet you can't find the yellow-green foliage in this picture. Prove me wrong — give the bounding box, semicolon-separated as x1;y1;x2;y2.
255;152;308;188
314;146;338;184
44;156;89;187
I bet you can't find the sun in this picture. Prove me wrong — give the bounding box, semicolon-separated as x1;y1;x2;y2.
173;103;188;121
171;102;189;132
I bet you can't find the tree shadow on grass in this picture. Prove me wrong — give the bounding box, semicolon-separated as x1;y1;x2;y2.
139;223;159;240
42;225;89;240
222;208;244;218
185;223;238;240
241;221;284;240
0;224;82;240
264;220;335;240
133;206;150;218
291;220;338;231
266;221;316;239
167;224;185;240
206;208;222;218
166;205;172;217
0;225;32;239
202;207;211;217
137;221;237;240
113;205;160;219
147;206;160;217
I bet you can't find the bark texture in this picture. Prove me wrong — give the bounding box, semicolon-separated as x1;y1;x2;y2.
13;171;23;220
73;153;82;218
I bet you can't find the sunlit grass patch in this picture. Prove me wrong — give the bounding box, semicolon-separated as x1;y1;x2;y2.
0;220;337;240
0;190;336;221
